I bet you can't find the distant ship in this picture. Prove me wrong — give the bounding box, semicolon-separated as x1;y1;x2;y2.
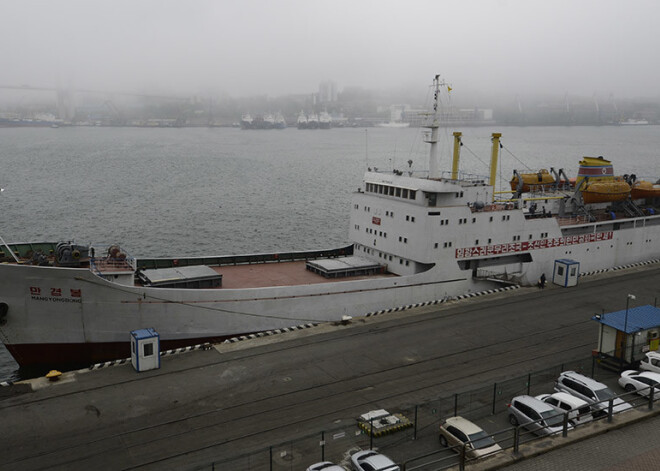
0;112;63;128
620;118;650;125
307;113;319;129
274;112;287;129
319;111;332;129
240;113;254;129
376;122;410;128
297;111;308;129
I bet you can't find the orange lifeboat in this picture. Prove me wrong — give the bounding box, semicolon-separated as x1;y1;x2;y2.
581;180;631;204
631;180;660;199
510;169;555;192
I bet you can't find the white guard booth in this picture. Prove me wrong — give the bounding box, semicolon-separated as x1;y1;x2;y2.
552;259;580;287
130;328;161;372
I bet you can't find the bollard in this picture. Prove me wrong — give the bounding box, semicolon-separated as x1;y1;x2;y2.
607;398;614;423
649;385;655;411
269;446;273;471
454;393;458;417
413;405;418;440
562;412;569;438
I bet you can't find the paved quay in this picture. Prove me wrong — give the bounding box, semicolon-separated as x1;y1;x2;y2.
1;264;659;470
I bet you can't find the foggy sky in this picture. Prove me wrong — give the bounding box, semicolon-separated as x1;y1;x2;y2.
2;0;659;100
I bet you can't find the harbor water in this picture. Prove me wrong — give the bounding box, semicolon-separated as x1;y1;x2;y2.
1;124;659;381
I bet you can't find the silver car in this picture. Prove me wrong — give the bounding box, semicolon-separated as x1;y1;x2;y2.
508;395;571;436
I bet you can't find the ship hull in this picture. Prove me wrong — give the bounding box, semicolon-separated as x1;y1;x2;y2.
2;214;660;368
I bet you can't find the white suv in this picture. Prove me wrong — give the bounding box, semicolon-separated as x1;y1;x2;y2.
554;371;631;416
535;392;594;426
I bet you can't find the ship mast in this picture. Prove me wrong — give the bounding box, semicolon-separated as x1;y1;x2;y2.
424;75;442;179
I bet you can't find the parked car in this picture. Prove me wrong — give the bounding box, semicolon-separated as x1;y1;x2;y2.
306;462;346;471
639;351;660;374
535;392;594;426
618;370;660;397
508;395;571;436
439;416;502;458
350;450;400;471
554;371;632;416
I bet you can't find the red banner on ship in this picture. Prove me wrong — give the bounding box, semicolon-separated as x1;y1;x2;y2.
455;231;614;259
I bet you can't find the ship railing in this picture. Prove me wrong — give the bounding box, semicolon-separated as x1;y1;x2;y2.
557;215;591;226
89;251;137;274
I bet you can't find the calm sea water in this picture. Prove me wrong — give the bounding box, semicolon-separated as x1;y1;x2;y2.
1;124;659;381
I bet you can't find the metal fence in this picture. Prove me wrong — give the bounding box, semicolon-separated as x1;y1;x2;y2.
202;349;640;470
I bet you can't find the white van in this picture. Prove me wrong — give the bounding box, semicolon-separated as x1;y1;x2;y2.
535;392;594;426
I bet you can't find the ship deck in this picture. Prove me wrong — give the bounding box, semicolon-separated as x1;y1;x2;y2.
142;260;397;289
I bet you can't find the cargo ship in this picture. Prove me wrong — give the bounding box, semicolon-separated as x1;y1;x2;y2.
1;76;659;368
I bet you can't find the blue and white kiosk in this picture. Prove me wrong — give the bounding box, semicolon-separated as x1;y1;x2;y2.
130;328;161;372
552;259;580;287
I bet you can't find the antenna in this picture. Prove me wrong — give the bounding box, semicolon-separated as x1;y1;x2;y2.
365;129;368;169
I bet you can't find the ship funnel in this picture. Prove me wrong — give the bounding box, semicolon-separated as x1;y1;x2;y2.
451;132;462;180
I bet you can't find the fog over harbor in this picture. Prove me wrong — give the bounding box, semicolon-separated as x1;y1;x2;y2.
2;0;660;102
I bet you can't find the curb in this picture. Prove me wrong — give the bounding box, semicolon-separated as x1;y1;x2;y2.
365;285;520;318
223;323;319;344
580;258;660;277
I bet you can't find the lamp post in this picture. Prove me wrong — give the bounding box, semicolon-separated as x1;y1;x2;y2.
623;294;636;365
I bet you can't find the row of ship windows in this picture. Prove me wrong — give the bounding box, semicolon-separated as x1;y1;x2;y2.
365;183;417;200
357;245;410;266
357;226;551;245
356;206;519;226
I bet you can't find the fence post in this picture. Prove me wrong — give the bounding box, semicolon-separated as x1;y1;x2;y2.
269;446;273;471
321;431;325;461
454;393;458;416
591;355;596;377
413;405;418;440
562;412;569;437
607;399;614;423
370;417;374;450
492;383;497;415
526;373;531;395
459;443;466;471
513;427;520;454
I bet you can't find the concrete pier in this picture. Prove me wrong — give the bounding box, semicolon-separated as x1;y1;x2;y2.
1;264;659;470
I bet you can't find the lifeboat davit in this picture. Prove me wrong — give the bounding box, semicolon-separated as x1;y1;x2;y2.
581;180;631;204
631;180;660;199
510;169;555;192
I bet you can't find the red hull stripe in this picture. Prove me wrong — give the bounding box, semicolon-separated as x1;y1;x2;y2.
5;336;237;368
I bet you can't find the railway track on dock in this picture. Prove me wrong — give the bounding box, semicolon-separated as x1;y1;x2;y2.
1;267;659;470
